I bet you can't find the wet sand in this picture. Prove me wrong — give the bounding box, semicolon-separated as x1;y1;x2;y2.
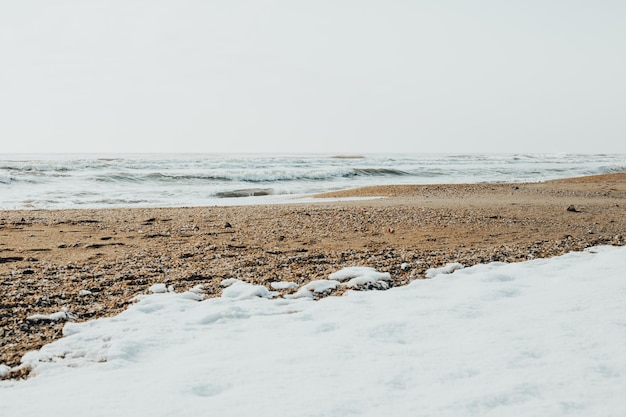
1;173;625;377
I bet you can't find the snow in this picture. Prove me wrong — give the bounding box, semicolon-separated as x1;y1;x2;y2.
2;246;626;417
26;310;77;323
309;266;394;290
288;279;340;298
177;284;207;301
330;266;392;289
425;261;464;278
188;284;205;295
328;266;386;281
220;279;277;300
220;278;239;287
270;281;298;290
329;266;391;284
178;291;205;302
148;283;169;293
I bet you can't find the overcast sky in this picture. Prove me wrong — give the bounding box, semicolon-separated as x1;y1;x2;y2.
1;1;624;154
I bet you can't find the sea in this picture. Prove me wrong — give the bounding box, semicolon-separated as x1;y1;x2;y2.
1;153;625;210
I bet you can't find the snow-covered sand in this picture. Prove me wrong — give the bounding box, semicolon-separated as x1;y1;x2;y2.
2;246;626;416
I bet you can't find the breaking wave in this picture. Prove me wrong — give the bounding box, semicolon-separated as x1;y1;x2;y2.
1;153;625;209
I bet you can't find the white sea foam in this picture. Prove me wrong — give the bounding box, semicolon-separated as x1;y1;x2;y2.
1;153;625;209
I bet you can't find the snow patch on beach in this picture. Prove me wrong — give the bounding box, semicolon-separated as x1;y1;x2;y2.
148;283;171;294
330;266;393;289
221;279;277;300
26;310;77;323
2;246;626;417
288;279;340;299
425;262;464;278
270;281;298;290
285;267;395;299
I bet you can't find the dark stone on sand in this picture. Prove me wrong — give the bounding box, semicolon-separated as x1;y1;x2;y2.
216;188;274;198
0;256;24;263
567;205;580;212
85;242;125;249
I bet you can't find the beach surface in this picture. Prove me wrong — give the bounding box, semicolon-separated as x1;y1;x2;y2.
1;173;625;376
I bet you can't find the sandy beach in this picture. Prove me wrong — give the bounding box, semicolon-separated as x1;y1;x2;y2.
1;173;625;377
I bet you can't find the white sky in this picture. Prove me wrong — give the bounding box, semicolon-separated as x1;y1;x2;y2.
1;1;625;154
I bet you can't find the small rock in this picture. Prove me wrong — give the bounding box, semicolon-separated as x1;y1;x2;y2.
224;222;232;228
566;205;579;212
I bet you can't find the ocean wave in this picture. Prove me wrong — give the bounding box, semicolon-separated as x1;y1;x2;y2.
93;174;145;183
331;155;366;159
144;173;234;182
597;165;626;174
3;153;626;210
0;164;73;173
88;167;421;184
0;175;45;185
350;168;411;177
79;199;151;205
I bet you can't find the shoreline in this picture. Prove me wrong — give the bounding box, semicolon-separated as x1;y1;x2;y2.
1;173;625;378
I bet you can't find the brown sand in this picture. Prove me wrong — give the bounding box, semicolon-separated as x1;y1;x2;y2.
1;173;625;378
